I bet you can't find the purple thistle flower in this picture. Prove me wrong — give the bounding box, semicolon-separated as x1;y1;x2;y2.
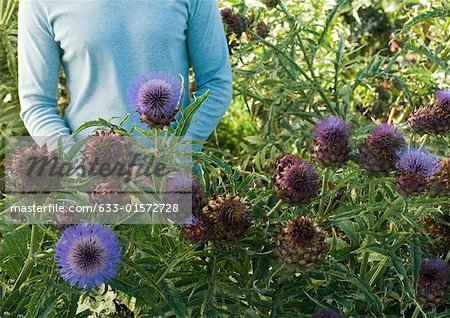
417;257;450;307
397;148;439;177
312;308;345;318
420;258;450;285
358;123;406;174
367;123;406;152
55;224;122;289
274;161;320;204
313;116;351;143
435;89;450;110
396;148;440;196
183;215;212;243
164;171;206;217
312;116;351;167
128;73;183;128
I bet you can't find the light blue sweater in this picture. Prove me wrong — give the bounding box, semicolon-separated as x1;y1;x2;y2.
18;0;232;149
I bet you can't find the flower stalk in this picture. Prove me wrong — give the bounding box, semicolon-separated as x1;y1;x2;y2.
12;225;40;292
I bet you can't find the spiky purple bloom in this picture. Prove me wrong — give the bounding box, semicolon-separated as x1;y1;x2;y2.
407;107;435;135
367;124;405;152
312;116;351;168
183;215;212;243
313;116;351;142
396;148;439;195
274;161;320;204
274;154;301;173
312;308;345;318
221;8;234;25
358;123;406;174
417;257;450;307
128;73;183;128
435;90;450;111
55;224;122;289
397;148;439;177
164;171;206;217
256;22;270;38
6;144;61;192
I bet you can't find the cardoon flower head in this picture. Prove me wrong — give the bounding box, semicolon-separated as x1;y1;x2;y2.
276;216;330;271
274;154;301;174
435;89;450;112
229;14;249;35
312;308;345;318
358;123;406;174
90;180;131;206
6;144;61;192
407;107;435;135
164;171;206;217
312;116;351;168
396;148;439;195
429;158;450;196
81;130;134;178
220;8;234;25
55;224;122;289
202;195;252;240
423;215;450;256
256;22;270;38
397;148;439;176
367;123;406;152
274;158;320;204
183;216;212;243
417;258;450;307
128;73;183;129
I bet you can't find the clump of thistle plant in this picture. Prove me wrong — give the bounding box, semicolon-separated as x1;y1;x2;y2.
202;194;252;240
276;216;329;271
312;308;345;318
416;258;450;307
357;123;406;174
428;157;450;196
396;148;439;195
183;216;213;244
311;116;351;168
55;224;122;289
128;73;183;129
273;154;320;204
6;144;61;192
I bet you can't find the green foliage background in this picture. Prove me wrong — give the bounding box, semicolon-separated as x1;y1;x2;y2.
1;0;450;317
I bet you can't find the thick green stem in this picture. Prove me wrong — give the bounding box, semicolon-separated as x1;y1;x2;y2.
411;306;421;318
317;168;330;222
359;236;372;280
360;178;378;279
12;225;40;291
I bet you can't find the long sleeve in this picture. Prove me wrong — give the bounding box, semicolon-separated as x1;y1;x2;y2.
18;1;72;145
186;0;233;147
